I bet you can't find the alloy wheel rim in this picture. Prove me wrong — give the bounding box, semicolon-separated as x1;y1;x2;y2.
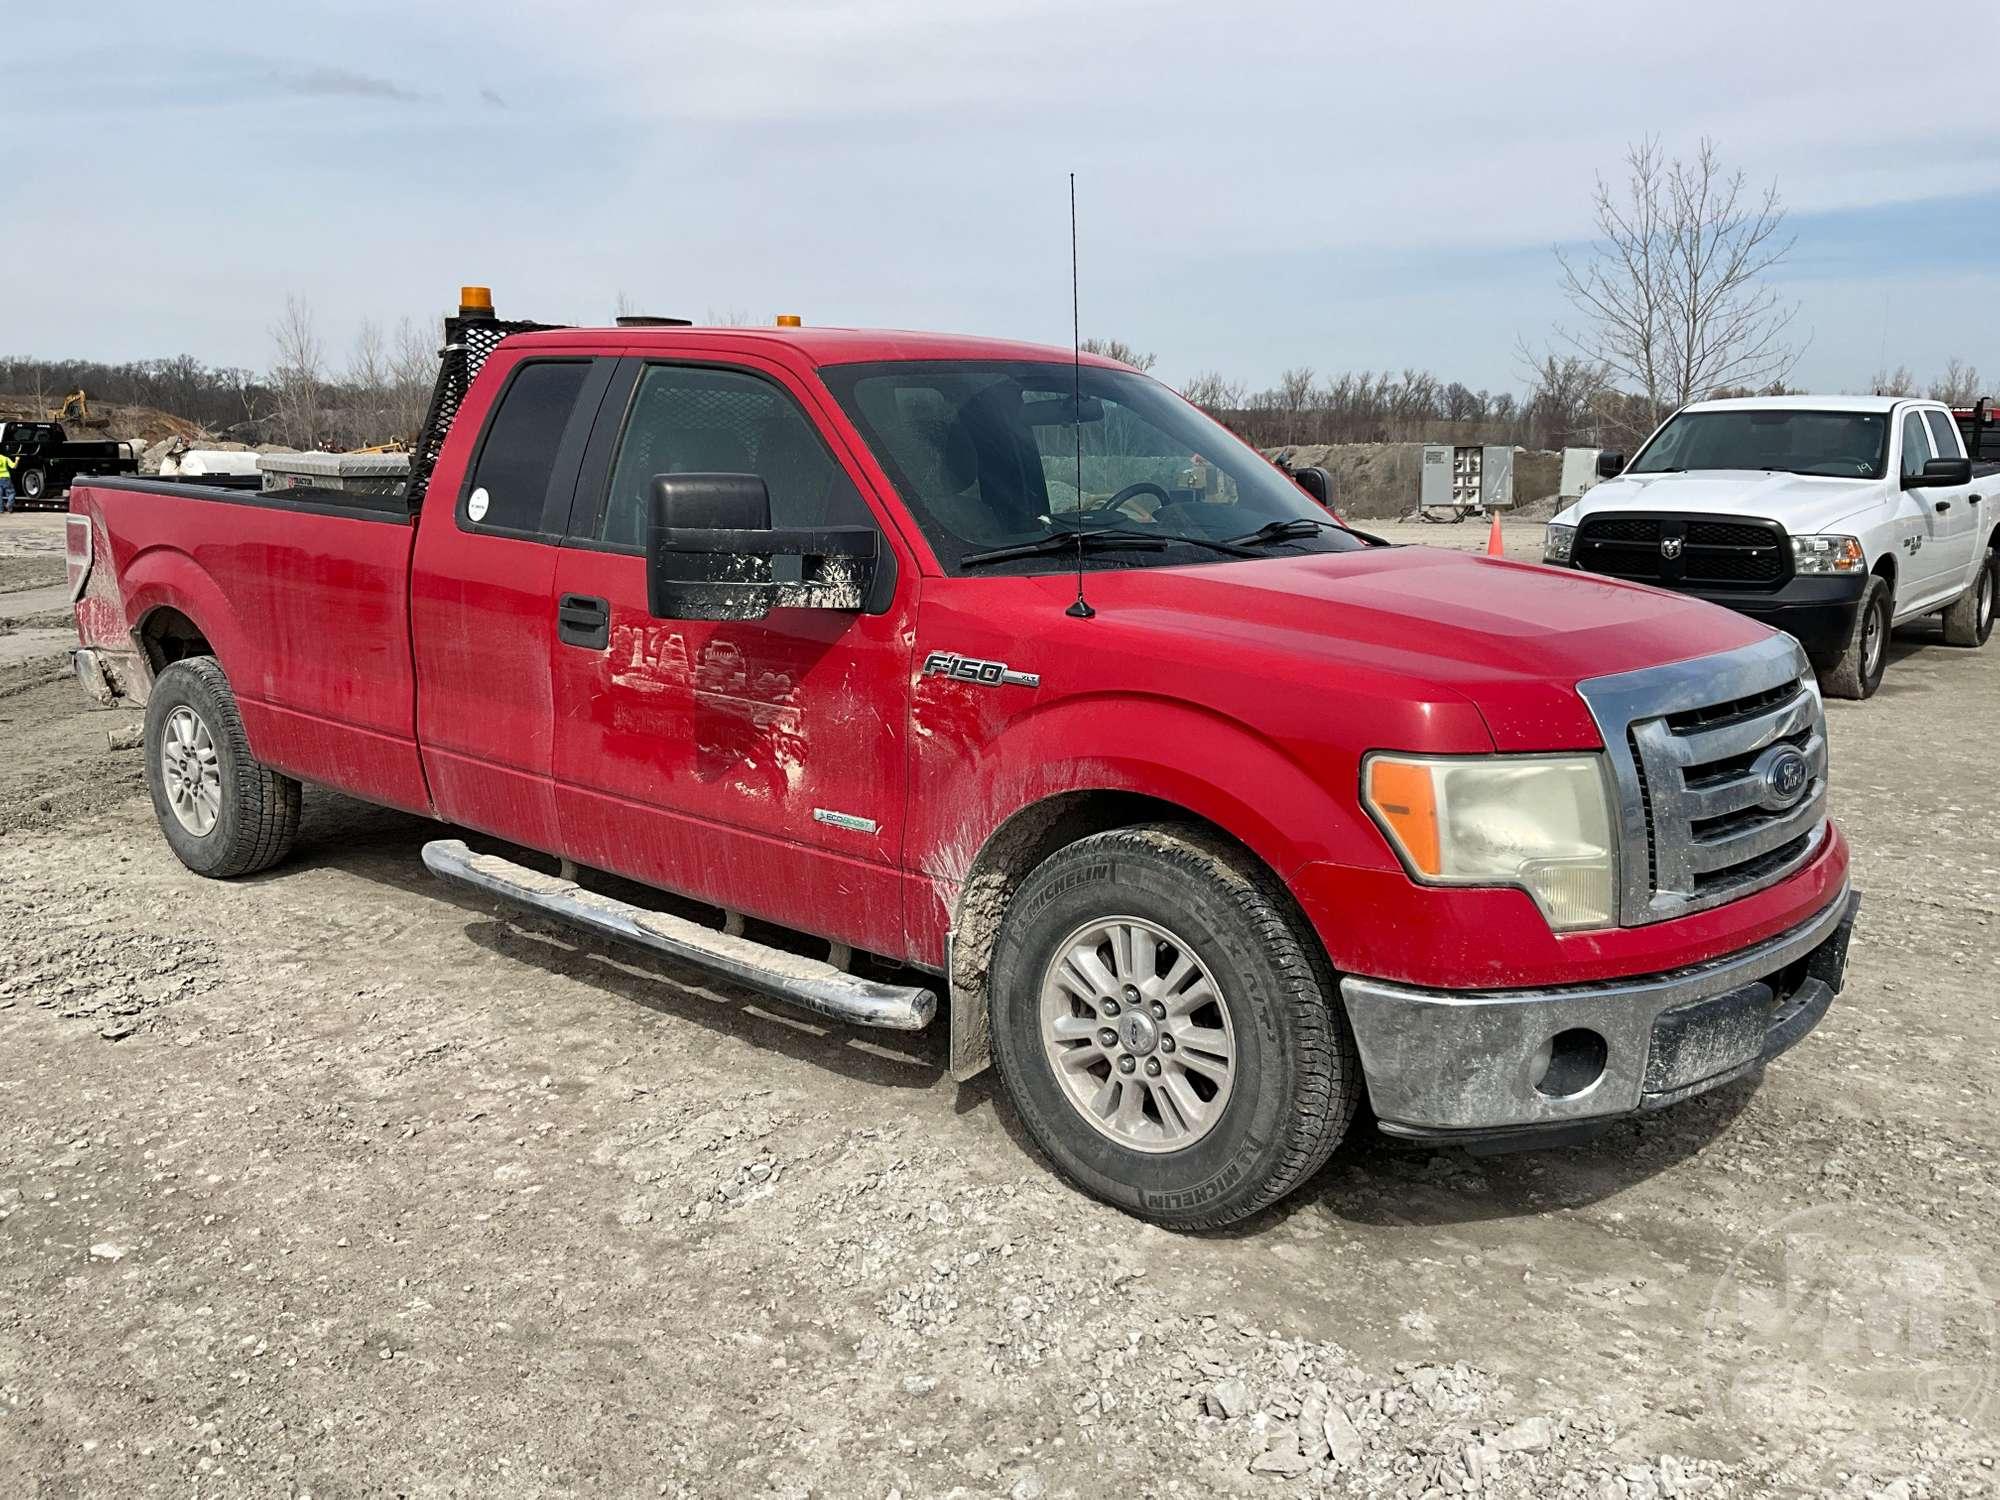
1038;916;1236;1154
1981;570;1994;631
1864;603;1884;677
160;705;222;837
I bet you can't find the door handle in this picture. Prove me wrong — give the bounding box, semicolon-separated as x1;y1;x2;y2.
557;594;610;649
1935;499;1952;513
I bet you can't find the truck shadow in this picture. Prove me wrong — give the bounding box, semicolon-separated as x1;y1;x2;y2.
274;790;1764;1228
267;792;948;1093
1237;1078;1759;1236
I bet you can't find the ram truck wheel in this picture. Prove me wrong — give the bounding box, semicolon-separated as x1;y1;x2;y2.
989;824;1360;1229
143;657;301;878
1817;576;1890;700
1941;555;1996;648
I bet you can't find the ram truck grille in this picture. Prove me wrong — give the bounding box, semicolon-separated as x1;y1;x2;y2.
1575;513;1790;592
1578;634;1828;925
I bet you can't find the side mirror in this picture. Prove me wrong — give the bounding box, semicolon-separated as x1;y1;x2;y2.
646;473;881;621
1595;451;1626;479
1292;466;1334;508
1905;456;1972;489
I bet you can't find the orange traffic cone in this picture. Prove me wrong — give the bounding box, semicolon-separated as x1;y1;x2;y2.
1485;511;1505;558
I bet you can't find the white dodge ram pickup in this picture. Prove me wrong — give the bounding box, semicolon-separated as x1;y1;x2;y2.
1545;396;1999;699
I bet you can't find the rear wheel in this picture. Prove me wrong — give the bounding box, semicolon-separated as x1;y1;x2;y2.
18;468;46;502
989;824;1360;1229
143;657;301;877
1818;576;1890;701
1941;554;1996;647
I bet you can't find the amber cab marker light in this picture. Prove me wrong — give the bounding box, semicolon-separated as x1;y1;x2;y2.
775;314;803;327
1366;759;1442;876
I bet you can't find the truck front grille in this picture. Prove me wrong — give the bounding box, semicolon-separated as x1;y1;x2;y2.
1575;512;1790;592
1578;635;1828;925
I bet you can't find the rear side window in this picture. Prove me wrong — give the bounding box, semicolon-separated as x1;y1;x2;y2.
462;360;591;535
598;364;870;547
1924;409;1964;459
1900;411;1934;479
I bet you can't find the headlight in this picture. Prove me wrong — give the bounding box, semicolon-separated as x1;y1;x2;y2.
1543;524;1577;565
1792;535;1865;574
1363;753;1617;930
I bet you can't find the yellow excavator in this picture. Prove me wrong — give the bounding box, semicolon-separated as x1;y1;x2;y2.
50;389;90;422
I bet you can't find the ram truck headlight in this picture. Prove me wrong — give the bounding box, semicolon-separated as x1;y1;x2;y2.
1792;534;1866;574
1542;523;1577;565
1363;754;1617;930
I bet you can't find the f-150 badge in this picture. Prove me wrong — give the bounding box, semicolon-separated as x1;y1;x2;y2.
922;651;1040;689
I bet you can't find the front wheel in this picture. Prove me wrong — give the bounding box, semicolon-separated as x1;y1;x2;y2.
143;657;301;877
1818;575;1890;701
989;825;1360;1229
1941;554;1996;648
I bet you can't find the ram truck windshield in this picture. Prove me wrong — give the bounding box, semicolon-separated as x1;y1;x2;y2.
822;360;1368;573
1630;408;1890;479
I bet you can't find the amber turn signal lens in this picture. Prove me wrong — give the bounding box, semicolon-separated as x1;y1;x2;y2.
1365;758;1441;875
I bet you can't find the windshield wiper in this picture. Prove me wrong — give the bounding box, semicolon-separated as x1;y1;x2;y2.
1227;516;1391;548
961;528;1168;568
960;526;1259;568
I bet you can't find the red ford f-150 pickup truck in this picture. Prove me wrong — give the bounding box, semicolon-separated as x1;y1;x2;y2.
66;292;1859;1227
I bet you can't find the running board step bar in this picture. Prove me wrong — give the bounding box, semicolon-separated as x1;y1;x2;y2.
421;839;936;1032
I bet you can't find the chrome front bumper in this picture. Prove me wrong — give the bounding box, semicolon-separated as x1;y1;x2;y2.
1338;885;1859;1143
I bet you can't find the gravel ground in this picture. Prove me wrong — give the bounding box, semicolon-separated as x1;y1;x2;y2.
1;510;1995;1498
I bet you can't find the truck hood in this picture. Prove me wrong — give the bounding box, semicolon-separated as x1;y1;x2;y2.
1551;469;1881;535
1080;545;1771;751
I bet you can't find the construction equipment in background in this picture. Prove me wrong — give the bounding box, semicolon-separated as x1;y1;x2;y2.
50;389;91;423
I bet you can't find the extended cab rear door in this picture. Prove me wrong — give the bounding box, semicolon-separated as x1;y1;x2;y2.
411;348;616;849
546;349;917;961
1922;407;1985;597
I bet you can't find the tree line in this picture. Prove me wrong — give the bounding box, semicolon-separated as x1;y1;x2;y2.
0;300;439;452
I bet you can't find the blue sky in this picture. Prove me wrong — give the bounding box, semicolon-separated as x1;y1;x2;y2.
18;0;2000;398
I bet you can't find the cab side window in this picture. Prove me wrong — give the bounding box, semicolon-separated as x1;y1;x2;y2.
461;360;592;535
599;365;871;548
1924;410;1964;460
1900;411;1933;481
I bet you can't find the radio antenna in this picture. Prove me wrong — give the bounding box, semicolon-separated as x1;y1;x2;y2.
1064;171;1094;620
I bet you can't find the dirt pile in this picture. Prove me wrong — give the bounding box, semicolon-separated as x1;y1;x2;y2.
0;394;209;447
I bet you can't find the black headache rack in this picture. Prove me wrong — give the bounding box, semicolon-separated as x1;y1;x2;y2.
1956;399;2000;470
404;296;564;511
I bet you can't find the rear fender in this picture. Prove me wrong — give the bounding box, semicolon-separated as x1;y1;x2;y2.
118;545;252;693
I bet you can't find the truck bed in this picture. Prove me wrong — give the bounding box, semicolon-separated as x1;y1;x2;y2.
69;476;432;814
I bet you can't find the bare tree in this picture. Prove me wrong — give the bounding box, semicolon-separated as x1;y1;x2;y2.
387;316;441;443
1517;343;1611;449
1869;364;1918;397
1930;358;1982;407
1080;337;1156;372
269;296;327;449
1179;371;1245;414
1555;137;1800;441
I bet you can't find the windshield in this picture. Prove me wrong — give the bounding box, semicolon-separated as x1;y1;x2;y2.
819;360;1368;573
1630;409;1889;479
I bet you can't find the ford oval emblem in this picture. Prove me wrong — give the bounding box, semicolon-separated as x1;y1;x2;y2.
1758;746;1810;810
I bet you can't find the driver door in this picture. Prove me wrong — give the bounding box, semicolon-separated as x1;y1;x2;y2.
548;351;916;959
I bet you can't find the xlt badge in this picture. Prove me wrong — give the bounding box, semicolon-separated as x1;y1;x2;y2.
922;651;1040;689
